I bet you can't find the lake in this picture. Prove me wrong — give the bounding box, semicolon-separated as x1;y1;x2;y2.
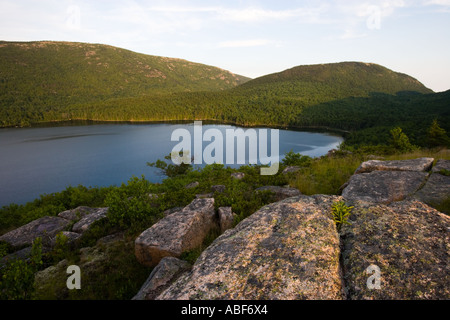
0;122;343;207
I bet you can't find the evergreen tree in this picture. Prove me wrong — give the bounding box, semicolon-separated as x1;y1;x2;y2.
389;127;416;152
427;119;450;147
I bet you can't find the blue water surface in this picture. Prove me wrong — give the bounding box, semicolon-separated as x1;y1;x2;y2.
0;123;343;206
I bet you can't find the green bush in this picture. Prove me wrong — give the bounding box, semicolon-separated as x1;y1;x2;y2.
0;237;43;300
105;176;161;231
0;241;12;259
331;201;353;232
69;240;151;300
427;119;450;148
390;127;417;153
48;232;70;263
282;150;312;167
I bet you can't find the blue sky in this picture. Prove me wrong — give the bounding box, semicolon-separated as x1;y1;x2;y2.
1;0;450;92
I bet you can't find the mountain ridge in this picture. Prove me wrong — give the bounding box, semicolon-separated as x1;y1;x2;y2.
0;40;251;91
236;61;432;95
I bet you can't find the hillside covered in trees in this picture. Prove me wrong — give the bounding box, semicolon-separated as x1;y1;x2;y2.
0;41;250;126
1;41;449;148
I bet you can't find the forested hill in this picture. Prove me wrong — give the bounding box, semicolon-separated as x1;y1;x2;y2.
235;62;432;96
0;41;250;126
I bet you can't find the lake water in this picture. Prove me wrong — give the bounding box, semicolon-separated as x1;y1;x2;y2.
0;123;343;207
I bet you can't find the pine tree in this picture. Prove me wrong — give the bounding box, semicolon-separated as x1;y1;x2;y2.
427;119;450;147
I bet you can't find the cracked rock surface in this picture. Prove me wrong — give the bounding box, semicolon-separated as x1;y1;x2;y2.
157;195;344;300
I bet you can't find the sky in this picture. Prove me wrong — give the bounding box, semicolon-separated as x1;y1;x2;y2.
1;0;450;92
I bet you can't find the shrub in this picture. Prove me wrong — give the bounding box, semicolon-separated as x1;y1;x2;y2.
331;201;353;232
389;127;417;152
105;176;161;230
0;237;43;300
282;150;312;167
0;241;12;259
69;240;151;300
49;232;70;263
427;119;450;148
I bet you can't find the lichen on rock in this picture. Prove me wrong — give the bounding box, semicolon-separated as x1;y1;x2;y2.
157;195;345;300
341;200;450;300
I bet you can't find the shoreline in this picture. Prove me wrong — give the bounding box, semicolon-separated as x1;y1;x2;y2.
0;118;350;137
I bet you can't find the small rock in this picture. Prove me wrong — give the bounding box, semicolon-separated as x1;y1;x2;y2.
342;171;428;204
256;186;302;202
328;149;352;157
133;257;191;300
218;207;234;233
0;216;71;248
414;172;450;207
71;208;109;234
327;149;338;157
96;233;124;246
282;166;300;174
231;172;245;180
135;198;217;267
58;206;97;222
211;185;226;193
148;193;165;200
79;246;108;271
432;159;450;173
185;182;199;189
354;157;434;174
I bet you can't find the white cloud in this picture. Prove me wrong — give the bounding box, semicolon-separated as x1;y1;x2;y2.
340;28;368;39
228;5;337;24
218;39;272;48
217;7;306;22
144;4;331;24
423;0;450;5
